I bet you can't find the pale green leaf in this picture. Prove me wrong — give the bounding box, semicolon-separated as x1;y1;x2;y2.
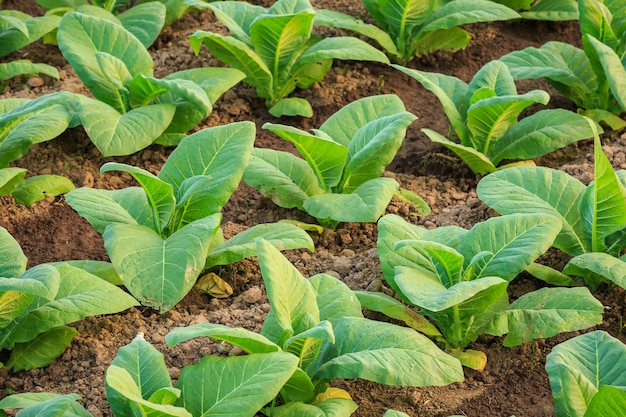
165;323;280;353
12;175;75;206
0;60;59;81
309;273;363;326
564;252;626;290
6;326;77;372
268;97;313;117
423;128;497;174
0;225;27;278
117;1;166;48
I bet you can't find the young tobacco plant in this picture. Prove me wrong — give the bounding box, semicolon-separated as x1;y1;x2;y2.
165;239;464;416
314;0;520;64
393;60;597;175
243;94;430;228
546;331;626;417
376;213;604;369
477;123;626;290
56;10;245;155
0;167;74;206
0;9;59;57
65;122;314;313
186;0;390;117
0;226;138;372
500;0;626;129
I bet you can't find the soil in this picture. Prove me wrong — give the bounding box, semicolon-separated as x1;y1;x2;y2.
1;1;626;417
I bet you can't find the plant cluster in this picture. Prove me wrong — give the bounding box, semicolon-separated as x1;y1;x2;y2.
0;0;625;416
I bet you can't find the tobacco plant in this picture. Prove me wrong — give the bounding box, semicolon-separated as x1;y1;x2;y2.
165;239;464;415
243;94;429;228
186;0;390;117
65;122;314;313
0;10;59;57
477;124;626;290
483;0;578;21
500;0;626;129
376;213;604;369
546;331;626;417
393;60;597;174
0;226;137;371
314;0;520;64
56;10;244;154
0;59;58;83
0;167;74;206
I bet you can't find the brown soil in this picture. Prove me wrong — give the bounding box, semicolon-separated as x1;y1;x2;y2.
1;1;625;417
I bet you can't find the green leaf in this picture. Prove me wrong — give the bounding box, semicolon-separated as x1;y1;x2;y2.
263;122;347;190
57;12;153;109
355;290;442;338
243;149;324;211
79;97;175;157
0;13;60;57
104;215;221;312
296;36;390;67
0;167;26;196
564;252;626;290
205;222;314;269
200;0;266;43
257;239;319;346
6;326;77;372
525;262;579;287
411;27;470;58
117;1;166;48
176;353;298;417
456;213;562;281
546;330;626;417
309;316;464;386
521;0;579;21
0;393;90;417
309;273;363;326
394;239;465;288
423;128;497;174
12;175;75;206
304;177;399;223
419;0;520;35
163;67;245;106
584;34;626;113
477;166;587;255
100;163;175;233
0;226;27;278
0;264;60;302
585;386;626;417
0;92;75;168
499;287;603;347
268;97;314;117
166;323;280;353
0;60;59;81
489;108;596;164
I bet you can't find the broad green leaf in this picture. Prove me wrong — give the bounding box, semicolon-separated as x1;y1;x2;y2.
176;353;298;417
64;187;153;234
309;316;464;386
579;0;618;50
521;0;578;21
0;291;33;330
456;213;561;281
117;1;166;48
419;0;520;35
341;112;416;192
163;67;245;106
0;393;89;417
394;239;465;287
319;94;409;147
580;133;626;252
580;108;626;130
263;122;347;190
585;34;626;112
489;109;596;164
0;264;61;301
79;98;175;157
466;90;550;154
585;386;626;417
243;149;324;211
423;128;497;174
395;266;507;312
314;9;398;56
159;122;255;226
104;215;221;312
106;366;190;417
199;0;267;43
57;12;153;108
499;287;603;347
283;320;335;363
392;65;469;144
107;334;173;417
257;239;319;346
268;97;314;118
264;397;357;417
278;368;315;404
12;175;75;206
0;395;74;417
6;326;78;372
50;260;121;286
411;27;470;59
0;13;60;57
465;60;519;104
525;262;579;287
0;167;26;196
309;274;363;326
395;188;431;215
296;36;390;68
0;264;137;348
304;177;399;223
250;11;315;82
546;330;626;417
564;252;626;290
355;290;443;338
166;323;280;353
189;31;273;96
477;166;587;255
369;0;435;42
205;222;314;269
0;226;27;278
100;163;175;233
0;60;59;81
0;92;75;168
